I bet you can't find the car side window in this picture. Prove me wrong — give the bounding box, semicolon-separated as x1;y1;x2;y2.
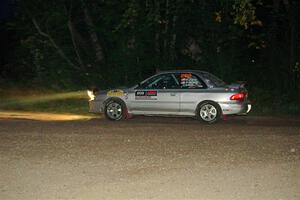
139;74;180;89
179;73;205;89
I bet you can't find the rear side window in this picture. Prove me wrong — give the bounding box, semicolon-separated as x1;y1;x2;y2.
178;73;206;89
200;72;226;87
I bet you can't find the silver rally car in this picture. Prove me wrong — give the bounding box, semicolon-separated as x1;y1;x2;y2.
88;70;251;123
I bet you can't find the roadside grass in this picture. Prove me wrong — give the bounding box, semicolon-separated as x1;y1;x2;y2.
248;88;300;116
0;90;91;115
249;105;300;116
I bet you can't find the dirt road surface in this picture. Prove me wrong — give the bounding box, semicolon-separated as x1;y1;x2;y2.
0;115;299;200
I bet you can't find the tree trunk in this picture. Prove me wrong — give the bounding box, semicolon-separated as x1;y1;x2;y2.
64;1;85;70
67;20;85;70
289;13;296;89
170;15;177;61
155;32;160;55
154;0;161;59
283;0;296;89
268;0;281;88
81;0;104;64
163;0;169;59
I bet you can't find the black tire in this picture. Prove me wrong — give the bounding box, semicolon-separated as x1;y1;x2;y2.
195;101;222;124
104;99;126;121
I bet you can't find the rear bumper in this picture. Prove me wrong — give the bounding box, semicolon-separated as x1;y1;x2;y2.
219;101;251;115
246;104;252;113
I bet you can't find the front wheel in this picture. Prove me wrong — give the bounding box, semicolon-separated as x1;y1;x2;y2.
196;101;221;124
104;100;126;121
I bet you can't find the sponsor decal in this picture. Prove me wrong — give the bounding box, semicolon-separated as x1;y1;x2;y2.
135;91;146;96
135;90;157;100
107;89;124;97
146;90;157;96
135;90;157;96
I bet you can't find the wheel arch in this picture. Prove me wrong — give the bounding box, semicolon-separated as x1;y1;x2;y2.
104;97;127;107
195;100;223;115
103;97;128;121
104;97;129;113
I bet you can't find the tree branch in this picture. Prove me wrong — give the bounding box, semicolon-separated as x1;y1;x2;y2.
31;18;80;70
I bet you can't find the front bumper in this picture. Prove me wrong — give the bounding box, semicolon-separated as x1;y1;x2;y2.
89;100;104;113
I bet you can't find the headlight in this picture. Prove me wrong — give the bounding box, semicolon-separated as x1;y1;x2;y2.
87;90;95;101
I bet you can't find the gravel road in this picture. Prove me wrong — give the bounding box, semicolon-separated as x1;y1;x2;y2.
0;116;299;200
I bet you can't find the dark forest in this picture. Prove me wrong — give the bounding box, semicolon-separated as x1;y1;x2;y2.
1;0;300;114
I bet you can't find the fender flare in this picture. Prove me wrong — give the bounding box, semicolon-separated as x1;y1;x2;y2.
104;97;131;119
195;100;223;115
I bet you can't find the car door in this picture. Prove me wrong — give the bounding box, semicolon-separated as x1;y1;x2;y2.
128;73;180;115
178;73;208;115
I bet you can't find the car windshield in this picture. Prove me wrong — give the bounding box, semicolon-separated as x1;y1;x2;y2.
200;72;226;87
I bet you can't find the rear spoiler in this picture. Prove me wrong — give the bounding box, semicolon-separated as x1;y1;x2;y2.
228;81;246;89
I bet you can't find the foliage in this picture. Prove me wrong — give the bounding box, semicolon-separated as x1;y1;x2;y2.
0;90;88;114
0;0;300;115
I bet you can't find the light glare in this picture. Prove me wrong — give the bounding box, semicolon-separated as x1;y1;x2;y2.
87;90;95;101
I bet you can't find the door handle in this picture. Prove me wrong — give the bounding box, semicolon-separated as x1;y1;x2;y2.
170;93;176;96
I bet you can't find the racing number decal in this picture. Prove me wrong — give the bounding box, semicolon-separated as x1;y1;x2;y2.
180;73;192;78
180;73;202;88
135;90;157;100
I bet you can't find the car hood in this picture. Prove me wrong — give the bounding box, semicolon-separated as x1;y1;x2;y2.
96;87;130;96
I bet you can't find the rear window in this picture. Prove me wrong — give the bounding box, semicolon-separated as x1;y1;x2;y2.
200;72;226;87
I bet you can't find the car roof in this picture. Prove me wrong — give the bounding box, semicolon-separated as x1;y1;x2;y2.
156;70;208;75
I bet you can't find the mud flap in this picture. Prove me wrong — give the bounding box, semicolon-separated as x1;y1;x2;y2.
124;107;133;119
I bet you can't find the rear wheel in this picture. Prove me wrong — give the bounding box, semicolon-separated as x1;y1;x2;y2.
104;100;126;121
196;101;221;124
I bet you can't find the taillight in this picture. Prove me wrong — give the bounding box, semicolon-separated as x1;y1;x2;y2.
230;92;246;101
